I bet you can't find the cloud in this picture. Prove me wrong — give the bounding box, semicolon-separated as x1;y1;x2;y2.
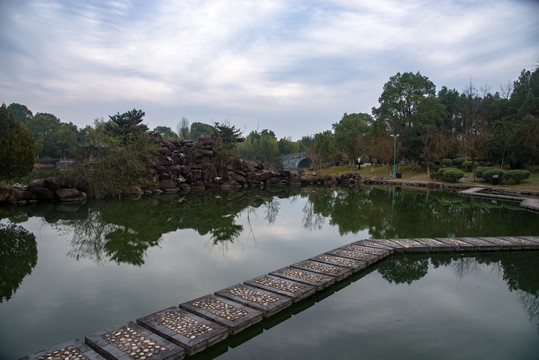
1;0;538;139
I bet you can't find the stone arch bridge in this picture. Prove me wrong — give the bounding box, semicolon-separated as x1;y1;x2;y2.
280;152;312;170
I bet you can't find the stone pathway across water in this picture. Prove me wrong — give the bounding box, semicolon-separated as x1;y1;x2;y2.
22;236;539;360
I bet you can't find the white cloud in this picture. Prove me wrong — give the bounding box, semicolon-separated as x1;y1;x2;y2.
1;0;538;139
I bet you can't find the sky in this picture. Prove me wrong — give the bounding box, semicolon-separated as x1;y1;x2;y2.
1;0;538;140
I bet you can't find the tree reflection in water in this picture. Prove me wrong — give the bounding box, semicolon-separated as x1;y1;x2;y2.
0;224;37;302
377;251;539;332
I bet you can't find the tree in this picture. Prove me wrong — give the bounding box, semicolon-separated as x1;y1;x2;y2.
278;137;300;155
7;103;33;125
0;104;36;181
25;112;61;156
189;122;215;140
212;122;244;173
372;72;437;164
153;126;179;140
105;108;148;143
177;117;190;140
309;130;336;170
333;113;372;166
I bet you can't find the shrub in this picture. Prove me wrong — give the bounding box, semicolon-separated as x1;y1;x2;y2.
442;158;453;167
430;167;464;183
504;170;531;184
452;157;467;167
475;166;493;179
481;168;505;183
461;160;478;172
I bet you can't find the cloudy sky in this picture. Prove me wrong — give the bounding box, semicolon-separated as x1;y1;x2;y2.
1;0;538;140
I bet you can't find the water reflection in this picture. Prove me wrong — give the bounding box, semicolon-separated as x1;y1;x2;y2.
0;186;537;267
0;224;37;302
378;252;539;332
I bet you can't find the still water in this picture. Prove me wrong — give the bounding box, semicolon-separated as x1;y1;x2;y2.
0;186;538;359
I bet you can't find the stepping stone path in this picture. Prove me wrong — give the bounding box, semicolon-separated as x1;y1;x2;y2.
23;236;539;360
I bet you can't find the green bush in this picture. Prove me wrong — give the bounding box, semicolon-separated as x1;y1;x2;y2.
442;158;453;167
430;167;464;183
474;166;493;179
504;170;531;184
461;160;478;172
452;157;467;167
481;168;505;183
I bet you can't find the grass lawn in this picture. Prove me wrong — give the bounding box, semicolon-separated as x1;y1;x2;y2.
314;164;539;192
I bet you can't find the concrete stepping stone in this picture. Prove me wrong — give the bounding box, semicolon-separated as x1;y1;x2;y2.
244;275;315;302
385;238;434;251
354;239;403;251
309;254;368;273
326;248;378;264
408;238;456;251
270;266;335;290
517;236;539;246
179;295;263;335
290;260;352;281
478;236;525;249
215;284;292;317
500;236;539;249
21;339;104;360
85;321;185;360
455;237;503;250
136;307;228;356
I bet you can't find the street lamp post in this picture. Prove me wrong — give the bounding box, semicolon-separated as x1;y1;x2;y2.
392;134;399;179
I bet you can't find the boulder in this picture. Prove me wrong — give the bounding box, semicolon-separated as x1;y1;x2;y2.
129;186;144;196
27;178;46;191
0;188;11;202
178;183;191;192
191;181;205;191
55;188;84;202
45;177;62;190
159;179;177;191
31;187;55;201
220;180;242;190
266;177;284;187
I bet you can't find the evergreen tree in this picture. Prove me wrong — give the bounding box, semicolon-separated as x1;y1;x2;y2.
0;104;36;181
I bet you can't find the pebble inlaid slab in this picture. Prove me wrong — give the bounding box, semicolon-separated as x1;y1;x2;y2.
85;321;184;360
434;238;477;248
358;239;403;249
500;236;539;248
326;249;377;264
270;266;336;290
478;236;519;247
388;238;430;250
179;295;263;335
354;239;397;251
290;260;352;281
22;339;104;360
456;237;501;249
309;254;367;273
215;284;292;317
137;307;228;356
344;244;389;256
245;275;315;302
519;236;539;245
411;238;453;250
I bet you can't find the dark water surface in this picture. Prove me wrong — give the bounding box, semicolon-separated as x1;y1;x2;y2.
0;186;538;359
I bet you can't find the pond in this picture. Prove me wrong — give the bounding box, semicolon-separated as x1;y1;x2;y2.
0;186;538;359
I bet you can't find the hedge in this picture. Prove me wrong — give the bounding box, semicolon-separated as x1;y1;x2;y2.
504;170;531;184
442;158;453;167
480;168;505;183
430;167;465;183
452;157;467;167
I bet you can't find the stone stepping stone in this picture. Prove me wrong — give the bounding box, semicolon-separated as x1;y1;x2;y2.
21;339;104;360
342;244;392;258
215;284;292;317
244;275;315;302
517;236;539;247
500;236;539;249
354;239;403;251
432;237;480;250
290;260;352;281
384;238;433;251
456;237;506;250
478;236;524;249
179;295;263;335
85;321;185;360
326;248;378;264
270;266;335;291
309;254;367;273
136;307;228;356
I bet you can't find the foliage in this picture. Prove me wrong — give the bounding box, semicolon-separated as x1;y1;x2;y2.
461;160;478;172
104;108;148;144
309;130;336;170
153;126;179;140
0;223;37;303
430;167;464;182
332;112;372;165
452;157;467;167
0;104;36;181
480;168;505;183
189;122;215;140
7;103;33;125
212;122;244;174
503;170;531;184
237;130;280;168
442;158;453;167
277;137;300;155
474;166;493;179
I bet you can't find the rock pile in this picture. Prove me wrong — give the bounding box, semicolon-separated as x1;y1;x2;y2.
0;177;88;205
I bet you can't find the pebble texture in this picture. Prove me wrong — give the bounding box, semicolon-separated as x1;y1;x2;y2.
312;254;360;267
345;244;387;255
227;285;280;306
277;267;325;283
36;346;88;360
101;326;168;359
255;276;306;293
152;311;213;340
191;297;248;321
330;249;375;262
